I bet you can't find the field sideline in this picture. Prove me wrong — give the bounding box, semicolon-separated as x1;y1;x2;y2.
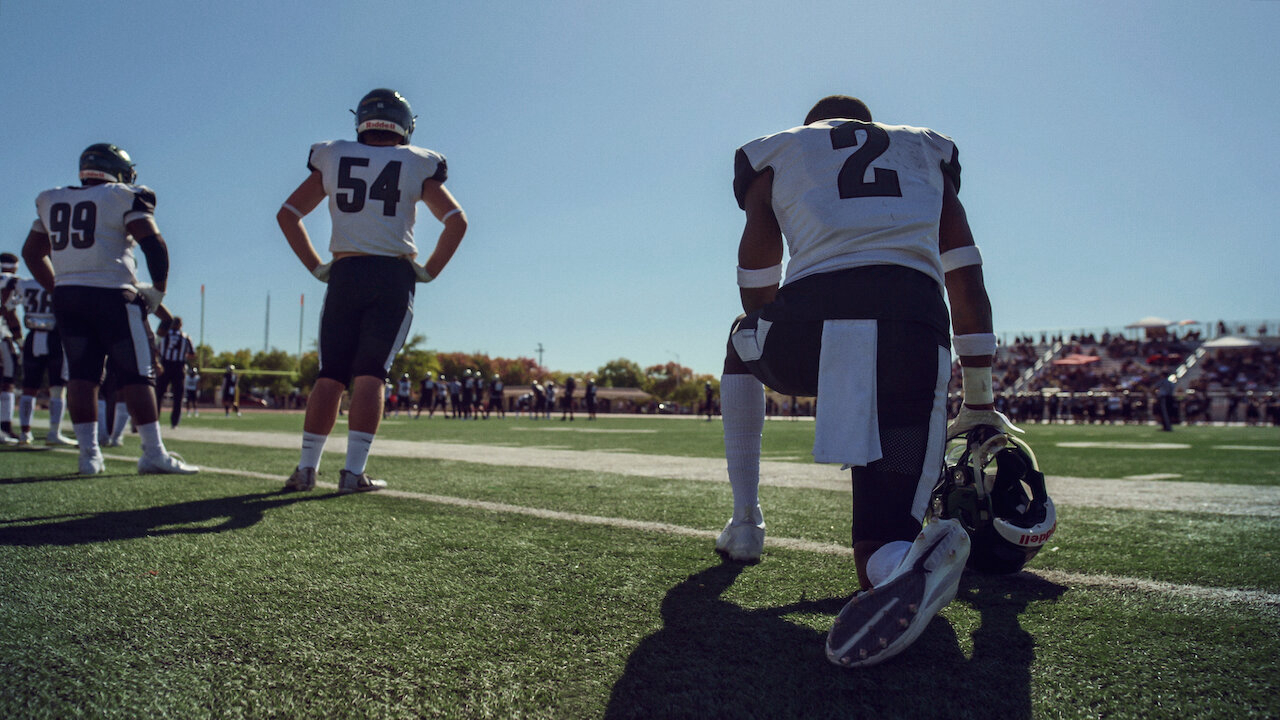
2;414;1278;718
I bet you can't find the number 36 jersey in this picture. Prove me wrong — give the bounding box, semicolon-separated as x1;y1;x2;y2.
733;120;959;290
33;183;156;289
307;140;448;257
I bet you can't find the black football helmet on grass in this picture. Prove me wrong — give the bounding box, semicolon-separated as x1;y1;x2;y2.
931;428;1057;574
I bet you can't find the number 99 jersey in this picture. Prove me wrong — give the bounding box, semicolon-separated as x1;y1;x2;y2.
307;139;448;257
733;120;959;291
33;183;155;289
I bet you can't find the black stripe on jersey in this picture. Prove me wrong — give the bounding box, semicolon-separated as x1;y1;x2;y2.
131;187;157;214
733;148;767;210
940;145;961;193
431;158;448;183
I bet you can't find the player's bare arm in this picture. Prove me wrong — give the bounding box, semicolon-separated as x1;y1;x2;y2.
277;171;328;273
127;217;170;294
417;179;467;279
939;174;1000;413
20;229;56;293
737;168;783;313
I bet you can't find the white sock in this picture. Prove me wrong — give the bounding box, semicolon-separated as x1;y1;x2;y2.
866;540;913;587
299;431;327;470
137;421;166;456
48;393;66;435
721;373;765;522
74;422;100;456
344;430;375;474
19;395;35;429
111;403;129;441
0;390;13;427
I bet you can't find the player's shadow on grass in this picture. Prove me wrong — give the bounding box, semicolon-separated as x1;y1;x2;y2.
605;562;1066;720
0;490;342;547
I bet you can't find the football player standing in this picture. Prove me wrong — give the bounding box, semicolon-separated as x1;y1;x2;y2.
2;258;77;446
716;96;1014;666
277;88;467;493
20;144;198;475
0;254;22;444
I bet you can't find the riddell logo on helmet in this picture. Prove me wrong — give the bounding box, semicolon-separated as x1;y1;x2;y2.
1018;522;1056;546
362;120;400;131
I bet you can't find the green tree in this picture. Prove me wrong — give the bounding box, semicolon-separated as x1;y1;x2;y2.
645;361;693;400
596;358;648;390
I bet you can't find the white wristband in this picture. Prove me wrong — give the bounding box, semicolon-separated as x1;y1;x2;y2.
953;332;997;356
962;365;994;405
737;263;783;288
941;245;982;272
282;203;303;218
441;208;461;221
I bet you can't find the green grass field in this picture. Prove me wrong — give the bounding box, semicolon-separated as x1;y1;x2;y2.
2;411;1278;719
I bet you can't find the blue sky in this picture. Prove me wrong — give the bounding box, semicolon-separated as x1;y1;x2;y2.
2;1;1277;376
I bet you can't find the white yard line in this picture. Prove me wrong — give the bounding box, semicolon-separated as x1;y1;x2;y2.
83;444;1280;611
161;426;1280;517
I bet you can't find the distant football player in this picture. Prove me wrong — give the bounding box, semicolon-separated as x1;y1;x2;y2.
0;253;24;444
20;143;197;474
717;96;1012;666
221;365;240;416
277;88;466;493
183;366;201;417
487;373;505;418
2;261;75;446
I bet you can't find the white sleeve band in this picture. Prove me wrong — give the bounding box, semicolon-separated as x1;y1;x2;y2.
282;203;303;218
961;366;994;405
940;245;982;273
953;332;997;356
441;208;461;221
736;263;783;288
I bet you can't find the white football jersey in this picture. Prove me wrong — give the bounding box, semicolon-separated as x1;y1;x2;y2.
307;139;448;257
13;278;56;331
33;182;155;289
0;272;15;339
735;120;959;289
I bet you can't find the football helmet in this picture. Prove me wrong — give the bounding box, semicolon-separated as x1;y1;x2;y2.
354;88;415;144
931;428;1057;574
80;143;136;184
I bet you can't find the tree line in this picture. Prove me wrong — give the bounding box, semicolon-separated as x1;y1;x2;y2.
193;335;718;406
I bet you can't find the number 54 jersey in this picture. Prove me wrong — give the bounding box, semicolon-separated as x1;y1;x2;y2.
733;120;959;291
33;183;155;289
307;140;448;257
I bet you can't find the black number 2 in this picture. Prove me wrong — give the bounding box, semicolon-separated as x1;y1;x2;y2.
47;201;98;250
336;157;403;217
830;121;902;199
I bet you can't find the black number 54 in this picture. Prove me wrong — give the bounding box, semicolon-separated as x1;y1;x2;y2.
830;121;902;199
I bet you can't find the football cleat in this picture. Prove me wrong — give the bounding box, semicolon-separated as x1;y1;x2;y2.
138;451;199;475
714;505;765;562
284;466;317;492
825;518;970;668
79;453;106;475
18;431;34;446
338;469;386;494
45;433;77;447
104;436;124;448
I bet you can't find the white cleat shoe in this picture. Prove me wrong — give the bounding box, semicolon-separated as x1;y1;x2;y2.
79;453;106;475
715;505;766;562
338;469;386;494
46;433;78;447
18;431;35;446
284;466;317;492
104;436;124;448
138;451;199;475
825;518;970;668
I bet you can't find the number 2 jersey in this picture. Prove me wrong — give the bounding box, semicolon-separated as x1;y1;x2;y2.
733;120;960;290
307;139;448;257
32;182;156;289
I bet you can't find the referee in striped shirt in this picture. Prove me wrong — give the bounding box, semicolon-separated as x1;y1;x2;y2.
157;316;195;428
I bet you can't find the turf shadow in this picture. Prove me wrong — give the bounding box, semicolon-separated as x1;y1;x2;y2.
0;490;343;547
605;562;1067;720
